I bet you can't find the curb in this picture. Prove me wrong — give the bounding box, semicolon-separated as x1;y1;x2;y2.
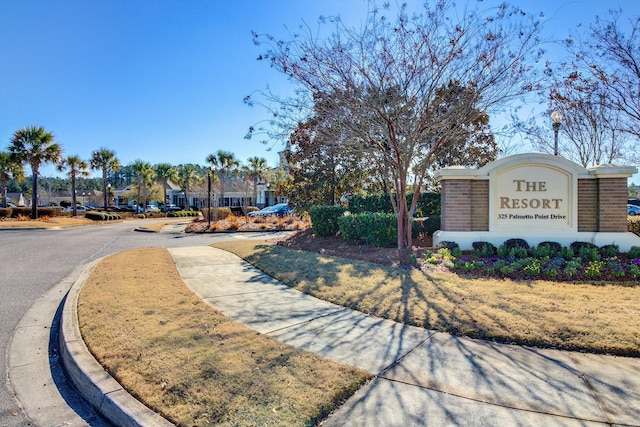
59;259;174;427
133;227;157;233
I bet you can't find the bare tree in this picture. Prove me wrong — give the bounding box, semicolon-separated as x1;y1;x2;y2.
247;1;545;261
516;71;632;167
565;9;640;139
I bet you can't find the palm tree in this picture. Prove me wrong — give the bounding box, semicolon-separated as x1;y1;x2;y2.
247;156;268;207
154;163;177;209
176;164;201;210
205;150;239;207
8;126;62;219
58;155;90;216
0;151;24;208
90;148;120;209
130;160;153;211
140;163;156;210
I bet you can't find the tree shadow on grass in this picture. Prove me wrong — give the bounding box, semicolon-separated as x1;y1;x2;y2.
221;245;638;425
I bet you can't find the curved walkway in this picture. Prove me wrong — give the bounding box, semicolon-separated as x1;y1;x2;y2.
27;246;640;426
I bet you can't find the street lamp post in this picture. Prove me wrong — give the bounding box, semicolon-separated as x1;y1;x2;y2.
207;169;212;228
551;111;563;156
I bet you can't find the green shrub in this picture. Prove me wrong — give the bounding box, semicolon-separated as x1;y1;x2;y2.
570;241;598;253
564;259;582;277
347;192;441;217
0;208;12;219
363;213;397;247
85;212;101;220
338;213;397;247
538;241;562;254
420;215;441;235
599;244;619;258
559;246;575;260
531;242;561;259
578;246;601;262
168;210;199;217
347;194;392;214
437;241;459;252
497;244;528;259
628;246;640;258
86;211;120;221
503;238;530;250
310;205;346;237
337;214;360;242
510;246;529;259
472;241;497;257
411;192;441;217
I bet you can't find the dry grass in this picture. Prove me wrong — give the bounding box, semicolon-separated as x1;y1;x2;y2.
0;216;94;227
186;215;310;233
78;248;370;426
213;240;640;357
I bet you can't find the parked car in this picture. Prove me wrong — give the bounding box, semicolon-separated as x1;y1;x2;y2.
248;203;292;218
162;204;181;212
145;205;160;212
111;205;133;212
628;204;640;216
63;205;89;212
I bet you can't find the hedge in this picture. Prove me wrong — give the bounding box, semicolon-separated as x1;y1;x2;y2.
7;207;67;218
414;215;441;236
348;192;441;217
309;205;346;237
337;212;424;247
85;211;122;221
168;210;199;217
0;208;12;219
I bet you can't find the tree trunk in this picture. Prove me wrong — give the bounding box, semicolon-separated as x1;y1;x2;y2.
252;177;258;207
2;182;7;208
102;170;108;209
396;196;412;263
31;168;38;219
163;182;168;209
71;175;78;216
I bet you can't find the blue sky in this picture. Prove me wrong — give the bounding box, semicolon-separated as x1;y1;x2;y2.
0;0;638;181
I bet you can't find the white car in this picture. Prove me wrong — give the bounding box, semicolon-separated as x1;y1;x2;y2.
63;205;89;212
145;205;160;212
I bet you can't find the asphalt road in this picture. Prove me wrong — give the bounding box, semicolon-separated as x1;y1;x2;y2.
0;220;286;426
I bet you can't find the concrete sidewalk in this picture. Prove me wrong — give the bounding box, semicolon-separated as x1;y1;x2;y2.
169;246;640;427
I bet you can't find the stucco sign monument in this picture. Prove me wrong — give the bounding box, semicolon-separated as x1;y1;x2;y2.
433;153;640;251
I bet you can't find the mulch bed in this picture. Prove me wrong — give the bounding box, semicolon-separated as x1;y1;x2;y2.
272;228;433;267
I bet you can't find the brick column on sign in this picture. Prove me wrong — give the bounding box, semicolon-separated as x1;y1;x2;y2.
441;180;472;231
598;178;628;232
577;179;598;232
470;180;489;231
